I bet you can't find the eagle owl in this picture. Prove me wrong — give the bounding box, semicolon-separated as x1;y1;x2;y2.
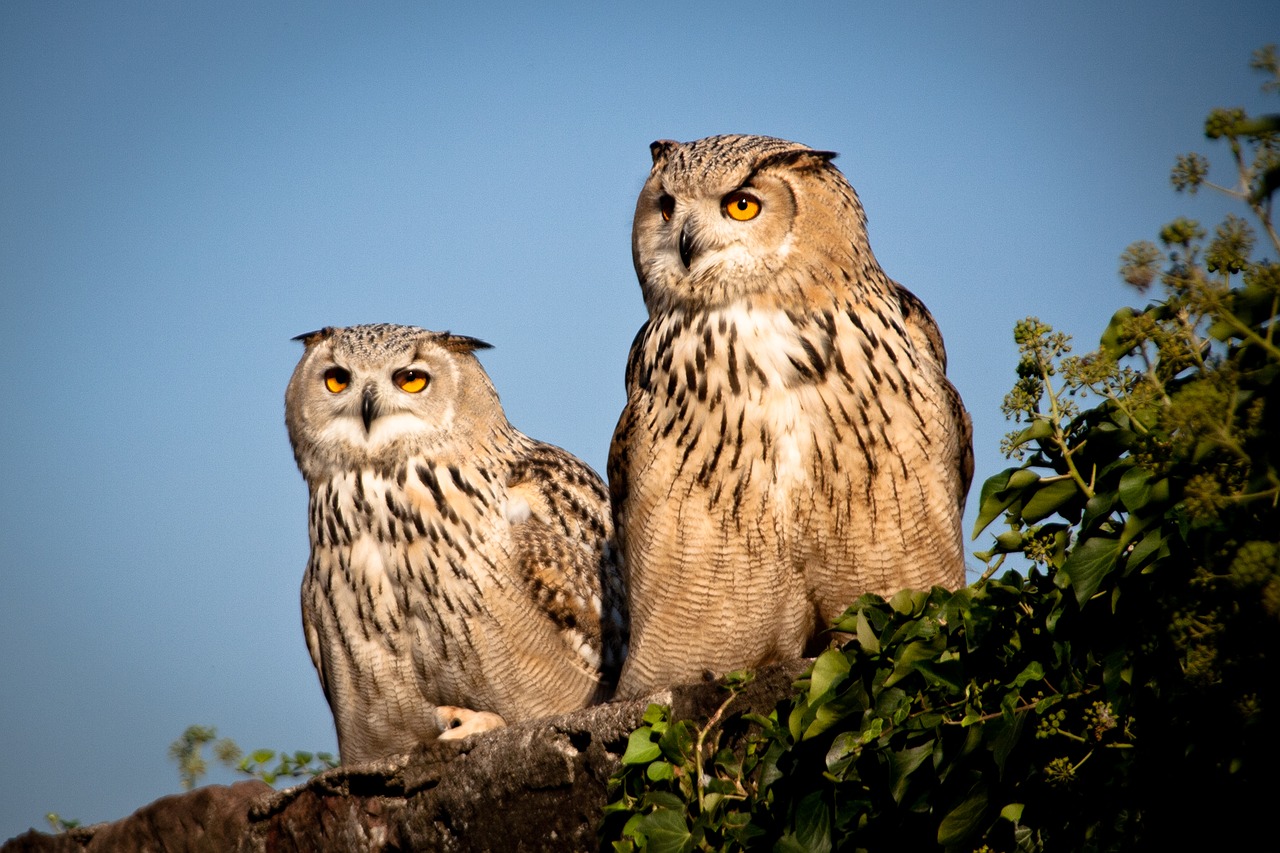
285;324;626;762
609;135;972;698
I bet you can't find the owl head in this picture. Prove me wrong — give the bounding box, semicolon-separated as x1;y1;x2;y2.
631;134;874;313
285;323;499;481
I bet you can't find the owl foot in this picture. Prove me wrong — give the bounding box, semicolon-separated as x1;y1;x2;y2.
435;706;507;740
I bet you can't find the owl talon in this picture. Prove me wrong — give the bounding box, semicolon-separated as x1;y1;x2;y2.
436;706;507;740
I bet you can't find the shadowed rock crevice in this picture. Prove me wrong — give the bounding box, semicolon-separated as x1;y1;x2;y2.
2;660;808;853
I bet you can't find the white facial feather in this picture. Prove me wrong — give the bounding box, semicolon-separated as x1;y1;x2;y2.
317;410;454;452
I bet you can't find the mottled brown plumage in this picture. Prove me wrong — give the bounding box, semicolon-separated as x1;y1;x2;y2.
285;324;625;762
610;135;972;697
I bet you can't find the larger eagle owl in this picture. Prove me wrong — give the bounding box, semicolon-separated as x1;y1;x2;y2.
609;135;973;698
285;324;626;763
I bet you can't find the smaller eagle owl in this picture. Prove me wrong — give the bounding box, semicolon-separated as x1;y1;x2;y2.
285;324;626;763
610;135;973;698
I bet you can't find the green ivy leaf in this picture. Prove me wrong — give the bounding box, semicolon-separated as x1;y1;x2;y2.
884;633;946;688
1006;418;1055;450
937;785;990;847
824;729;861;777
888;741;933;803
856;607;880;654
991;713;1027;774
1021;478;1080;523
1059;535;1122;605
973;468;1042;538
994;529;1025;551
642;703;669;727
778;790;833;853
1000;802;1026;824
1080;490;1118;531
658;721;693;764
914;659;964;692
808;649;851;700
636;808;693;853
704;777;738;795
621;728;661;766
1099;306;1138;357
646;760;675;782
889;588;930;617
1011;661;1044;688
1126;525;1166;572
642;792;687;812
1118;465;1153;512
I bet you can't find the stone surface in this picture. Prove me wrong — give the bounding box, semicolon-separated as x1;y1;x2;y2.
3;660;809;853
3;781;273;853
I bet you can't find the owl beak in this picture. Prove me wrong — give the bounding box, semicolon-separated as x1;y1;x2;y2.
361;386;379;433
678;225;694;269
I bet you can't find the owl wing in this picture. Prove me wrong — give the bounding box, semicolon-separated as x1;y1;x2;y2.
300;581;331;704
890;279;948;371
957;403;975;505
506;441;627;691
606;321;652;539
891;279;975;503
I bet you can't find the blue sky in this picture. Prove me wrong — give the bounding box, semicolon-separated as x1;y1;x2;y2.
1;0;1274;839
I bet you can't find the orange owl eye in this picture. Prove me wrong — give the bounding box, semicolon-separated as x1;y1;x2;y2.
394;368;429;393
723;191;761;221
659;194;675;222
323;367;350;393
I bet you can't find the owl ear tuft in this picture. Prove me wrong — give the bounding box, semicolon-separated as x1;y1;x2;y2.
759;148;838;172
650;140;678;165
437;333;494;355
293;327;336;346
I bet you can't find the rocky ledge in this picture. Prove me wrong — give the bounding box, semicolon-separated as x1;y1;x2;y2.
3;660;807;853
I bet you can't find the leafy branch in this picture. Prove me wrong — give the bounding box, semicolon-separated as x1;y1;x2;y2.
167;725;336;790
